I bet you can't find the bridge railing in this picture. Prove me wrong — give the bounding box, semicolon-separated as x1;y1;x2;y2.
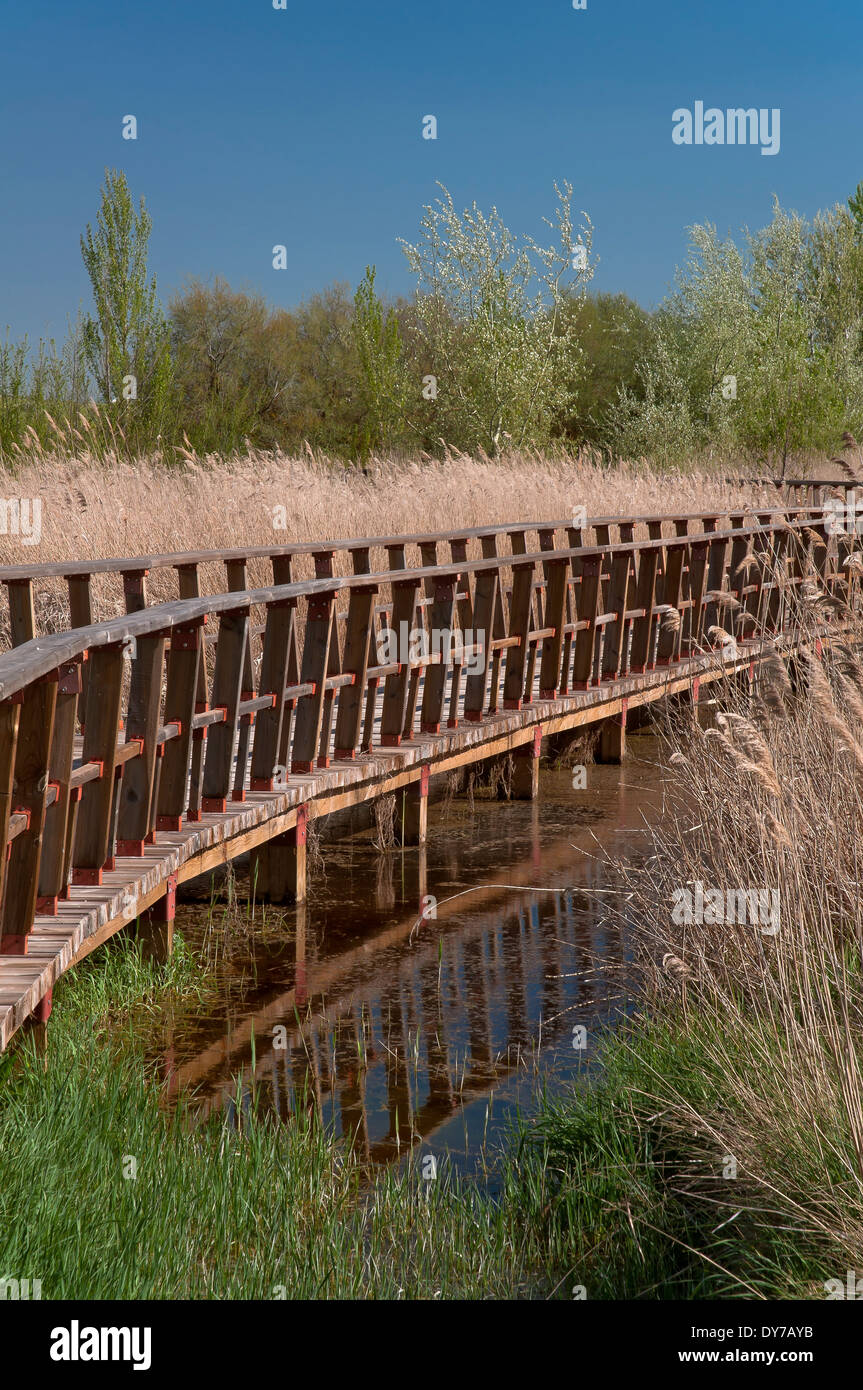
0;504;830;645
729;477;863;504
0;511;846;957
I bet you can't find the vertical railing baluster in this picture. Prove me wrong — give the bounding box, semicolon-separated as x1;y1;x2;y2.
37;659;81;911
630;548;659;675
420;575;457;734
503;560;536;708
464;537;499;722
334;585;378;758
291;591;335;774
116;634;166;855
250;597;296;790
0;675;56;951
176;564;205;821
0;699;21;919
156;618;204;831
202;604;250;813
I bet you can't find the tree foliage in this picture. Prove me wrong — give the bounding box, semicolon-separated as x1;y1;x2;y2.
80;169;172;438
399;182;593;455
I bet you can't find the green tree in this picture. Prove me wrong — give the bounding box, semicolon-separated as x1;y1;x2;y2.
169;277;293;451
400;182;592;455
80;169;172;438
551;292;654;452
349;266;408;458
609;198;863;468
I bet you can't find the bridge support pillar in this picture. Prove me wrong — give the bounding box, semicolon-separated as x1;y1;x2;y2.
22;987;53;1060
597;701;627;765
138;873;176;964
512;727;542;799
250;807;308;904
402;767;429;845
294;901;308;1007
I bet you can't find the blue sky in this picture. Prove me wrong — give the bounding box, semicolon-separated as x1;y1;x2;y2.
2;0;861;343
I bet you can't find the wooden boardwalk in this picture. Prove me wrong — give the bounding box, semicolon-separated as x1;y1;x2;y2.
0;498;850;1049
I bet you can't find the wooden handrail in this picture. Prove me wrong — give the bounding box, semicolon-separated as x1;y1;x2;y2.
0;507;845;962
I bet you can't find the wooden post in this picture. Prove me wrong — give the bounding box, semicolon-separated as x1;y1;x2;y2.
202;604;250;813
464;542;499;722
250;806;307;903
72;644;125;885
291;593;335;774
138;873;176;963
630;549;659;674
420;576;457;734
402;765;429;845
703;535;730;642
176;564;206;822
36;659;80;911
601;549;632;682
571;556;600;690
538;558;568;699
334;585;377;758
503;561;536;709
0;700;20;913
1;675;57;952
6;578;35;645
684;540;709;655
657;542;685;665
67;574;93;718
512;726;542;800
380;577;421;746
311;553;340;771
116;634;166;855
597;700;627;764
225;558;256;802
250;598;295;789
156;619;203;831
764;524;790;633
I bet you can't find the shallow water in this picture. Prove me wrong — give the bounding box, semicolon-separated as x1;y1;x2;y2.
155;735;665;1175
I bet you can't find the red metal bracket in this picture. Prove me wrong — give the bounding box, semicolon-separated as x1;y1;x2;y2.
116;838;146;857
0;934;29;956
73;866;102;886
516;726;543;759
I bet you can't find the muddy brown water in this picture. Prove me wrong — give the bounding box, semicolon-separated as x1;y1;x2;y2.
153;734;665;1176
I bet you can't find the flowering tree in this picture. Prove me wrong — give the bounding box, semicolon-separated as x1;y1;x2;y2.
400;182;593;455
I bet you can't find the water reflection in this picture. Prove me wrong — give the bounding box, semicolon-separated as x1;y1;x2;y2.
159;737;663;1172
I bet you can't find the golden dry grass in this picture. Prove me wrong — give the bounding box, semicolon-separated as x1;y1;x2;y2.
608;574;863;1276
0;446;778;565
0;446;780;640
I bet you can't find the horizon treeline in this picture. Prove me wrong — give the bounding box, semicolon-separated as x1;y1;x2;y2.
4;169;863;470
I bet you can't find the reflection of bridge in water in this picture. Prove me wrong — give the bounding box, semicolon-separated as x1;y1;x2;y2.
165;757;660;1164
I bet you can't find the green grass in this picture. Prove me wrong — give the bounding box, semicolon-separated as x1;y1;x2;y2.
0;934;847;1299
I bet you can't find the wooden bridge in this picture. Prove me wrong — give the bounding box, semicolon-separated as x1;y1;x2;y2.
0;495;852;1049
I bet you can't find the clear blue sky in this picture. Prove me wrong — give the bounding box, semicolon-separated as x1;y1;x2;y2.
2;0;861;343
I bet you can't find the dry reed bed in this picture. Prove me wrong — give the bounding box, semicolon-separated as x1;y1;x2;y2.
0;448;777;643
611;573;863;1280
